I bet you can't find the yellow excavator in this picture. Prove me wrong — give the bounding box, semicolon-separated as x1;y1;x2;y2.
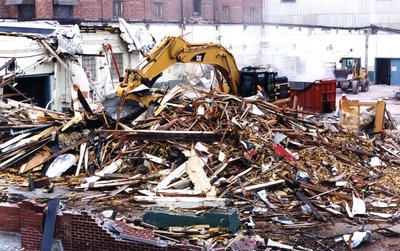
104;36;290;120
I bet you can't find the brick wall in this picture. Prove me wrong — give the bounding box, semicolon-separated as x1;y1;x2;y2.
143;0;182;22
0;203;20;232
0;0;261;24
122;0;146;21
73;0;103;20
35;0;53;19
0;0;18;18
0;200;202;251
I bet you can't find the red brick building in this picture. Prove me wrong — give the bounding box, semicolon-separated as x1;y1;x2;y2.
0;0;262;24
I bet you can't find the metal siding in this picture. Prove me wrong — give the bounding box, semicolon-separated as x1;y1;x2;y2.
263;0;400;28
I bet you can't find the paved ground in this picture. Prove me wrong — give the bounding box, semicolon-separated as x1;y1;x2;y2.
335;84;400;128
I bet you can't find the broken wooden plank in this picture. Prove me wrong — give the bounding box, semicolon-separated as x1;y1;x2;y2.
374;100;386;137
155;189;206;197
102;129;223;142
20;149;51;174
134;196;226;208
296;190;326;222
185;153;215;197
155;161;188;191
233;180;285;194
299;181;352;201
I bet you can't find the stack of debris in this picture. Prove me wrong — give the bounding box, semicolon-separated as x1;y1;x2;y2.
1;85;400;250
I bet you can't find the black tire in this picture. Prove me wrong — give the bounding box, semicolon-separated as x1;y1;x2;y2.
340;82;348;93
360;80;370;92
352;81;359;94
365;80;370;92
360;80;367;92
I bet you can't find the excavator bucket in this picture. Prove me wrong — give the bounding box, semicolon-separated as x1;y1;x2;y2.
103;96;146;121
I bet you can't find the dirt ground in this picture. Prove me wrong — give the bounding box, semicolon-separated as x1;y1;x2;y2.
335;84;400;127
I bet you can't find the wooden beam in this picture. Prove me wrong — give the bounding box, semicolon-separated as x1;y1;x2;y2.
296;190;326;222
233;179;285;194
134;196;226;208
40;40;75;76
185;154;215;197
374;100;386;137
102;130;223;142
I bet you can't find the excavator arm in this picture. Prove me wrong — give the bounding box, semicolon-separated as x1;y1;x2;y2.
117;36;241;106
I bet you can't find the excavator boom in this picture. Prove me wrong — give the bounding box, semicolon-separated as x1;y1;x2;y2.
105;36;290;120
117;36;241;105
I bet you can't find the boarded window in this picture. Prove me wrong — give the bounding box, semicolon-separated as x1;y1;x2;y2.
110;53;123;80
193;0;201;15
18;4;35;20
154;3;164;19
221;6;230;22
113;1;123;18
82;57;97;80
54;5;73;19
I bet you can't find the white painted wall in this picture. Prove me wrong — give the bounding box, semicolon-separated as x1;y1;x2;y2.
2;21;400;112
263;0;400;28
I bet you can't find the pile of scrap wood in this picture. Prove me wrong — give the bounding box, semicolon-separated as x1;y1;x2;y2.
1;85;400;250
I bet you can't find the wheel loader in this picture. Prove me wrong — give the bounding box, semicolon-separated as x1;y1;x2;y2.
333;57;370;94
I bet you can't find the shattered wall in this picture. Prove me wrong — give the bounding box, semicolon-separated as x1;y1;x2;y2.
0;200;202;251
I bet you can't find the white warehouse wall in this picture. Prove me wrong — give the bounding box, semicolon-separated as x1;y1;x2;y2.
263;0;400;29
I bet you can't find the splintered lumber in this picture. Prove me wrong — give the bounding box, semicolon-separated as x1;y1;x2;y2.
6;98;66;117
32;136;90;169
346;147;375;157
232;180;285;194
154;85;185;116
295;190;326;222
155;189;206;197
374;100;386;137
155;161;188;190
102;130;222;142
82;159;123;185
0;132;32;150
299;182;352;201
75;143;87;176
40;40;75;76
185;154;215;197
134;196;226;208
20;149;51;174
145;153;170;167
81;179;140;189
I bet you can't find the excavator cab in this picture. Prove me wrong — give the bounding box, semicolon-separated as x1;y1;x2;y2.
240;67;290;102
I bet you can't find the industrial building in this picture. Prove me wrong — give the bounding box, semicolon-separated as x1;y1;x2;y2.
0;1;399;251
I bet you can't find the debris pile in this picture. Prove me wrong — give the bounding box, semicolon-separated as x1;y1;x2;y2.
1;85;400;250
